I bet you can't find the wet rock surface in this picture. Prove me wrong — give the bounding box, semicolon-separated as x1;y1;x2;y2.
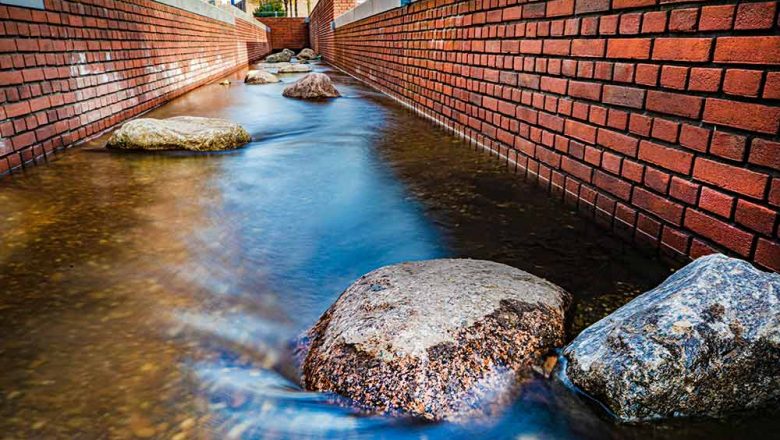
303;259;570;420
564;254;780;422
106;116;250;151
277;64;313;74
297;48;316;60
265;48;294;63
282;73;340;99
244;69;280;84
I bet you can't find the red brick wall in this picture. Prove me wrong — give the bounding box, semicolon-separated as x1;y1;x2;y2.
312;0;780;271
309;0;355;61
0;0;270;175
257;17;309;50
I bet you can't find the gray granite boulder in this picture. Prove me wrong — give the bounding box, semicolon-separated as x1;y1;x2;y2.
282;73;340;99
297;48;317;60
245;69;280;84
106;116;250;151
303;259;570;420
265;48;294;63
563;254;780;422
277;64;313;74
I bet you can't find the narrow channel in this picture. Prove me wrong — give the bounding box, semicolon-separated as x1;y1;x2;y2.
0;63;775;439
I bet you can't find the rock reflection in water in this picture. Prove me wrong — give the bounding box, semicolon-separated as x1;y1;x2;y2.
0;63;777;439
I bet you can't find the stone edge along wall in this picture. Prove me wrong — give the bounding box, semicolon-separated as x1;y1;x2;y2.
310;0;780;271
0;0;271;175
256;17;309;50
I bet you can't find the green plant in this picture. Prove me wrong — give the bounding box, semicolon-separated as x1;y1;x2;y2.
253;0;286;17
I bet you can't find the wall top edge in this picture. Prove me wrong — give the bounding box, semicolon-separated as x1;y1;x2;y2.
334;0;405;29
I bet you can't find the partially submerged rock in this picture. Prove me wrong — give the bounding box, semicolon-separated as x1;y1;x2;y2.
297;48;317;60
303;259;570;420
106;116;250;152
265;48;294;63
277;64;313;74
244;69;280;84
218;79;230;86
564;254;780;422
282;73;340;99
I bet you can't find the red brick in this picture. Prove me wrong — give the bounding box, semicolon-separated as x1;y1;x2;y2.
749;138;780;171
568;80;602;101
714;36;780;64
571;39;605;57
735;199;776;236
734;1;776;30
547;0;574;17
633;186;684;224
646;90;702;119
661;225;690;255
699;187;734;218
755;238;780;272
565;119;597;144
597;128;638;156
652;118;679;143
561;156;593;182
699;5;735;31
594;170;632;200
669;8;697;32
619;13;642;34
638;140;693;175
575;0;610;14
693;158;768;198
635;64;659;86
770;179;780;207
641;11;666;33
679;124;709;153
764;72;780;99
722;69;762;97
602;84;645;109
612;0;656;9
703;99;780;134
709;131;746;161
684;209;754;257
606;38;651;59
659;66;687;90
688;68;721;92
652;38;711;62
669;176;699;204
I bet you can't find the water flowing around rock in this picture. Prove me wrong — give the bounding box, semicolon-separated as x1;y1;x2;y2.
303;259;570;421
277;64;313;74
282;73;340;99
265;48;295;63
563;254;780;422
245;70;280;84
106;117;251;151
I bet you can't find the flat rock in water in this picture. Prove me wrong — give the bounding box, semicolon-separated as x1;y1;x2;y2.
245;70;280;84
282;73;340;99
297;48;317;59
563;254;780;422
265;48;294;63
106;116;250;151
303;259;570;420
277;64;313;74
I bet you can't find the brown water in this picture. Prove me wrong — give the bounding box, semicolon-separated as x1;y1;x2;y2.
0;63;776;439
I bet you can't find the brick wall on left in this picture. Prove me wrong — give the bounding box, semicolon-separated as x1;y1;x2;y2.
0;0;271;175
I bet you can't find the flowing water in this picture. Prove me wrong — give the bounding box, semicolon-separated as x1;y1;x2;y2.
0;63;776;439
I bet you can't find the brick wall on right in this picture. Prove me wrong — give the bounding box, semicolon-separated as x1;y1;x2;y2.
312;0;780;271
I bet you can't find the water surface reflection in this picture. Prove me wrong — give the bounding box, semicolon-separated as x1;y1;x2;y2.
0;64;775;439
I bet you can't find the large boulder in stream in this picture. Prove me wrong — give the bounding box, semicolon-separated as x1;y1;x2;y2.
277;64;313;74
265;48;294;63
563;254;780;422
245;69;280;84
106;116;250;151
303;259;570;420
297;48;317;60
282;73;340;99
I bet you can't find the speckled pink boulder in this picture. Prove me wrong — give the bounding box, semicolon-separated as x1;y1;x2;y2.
303;259;570;421
282;73;340;99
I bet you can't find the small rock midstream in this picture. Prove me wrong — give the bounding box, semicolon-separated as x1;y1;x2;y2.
0;63;776;439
